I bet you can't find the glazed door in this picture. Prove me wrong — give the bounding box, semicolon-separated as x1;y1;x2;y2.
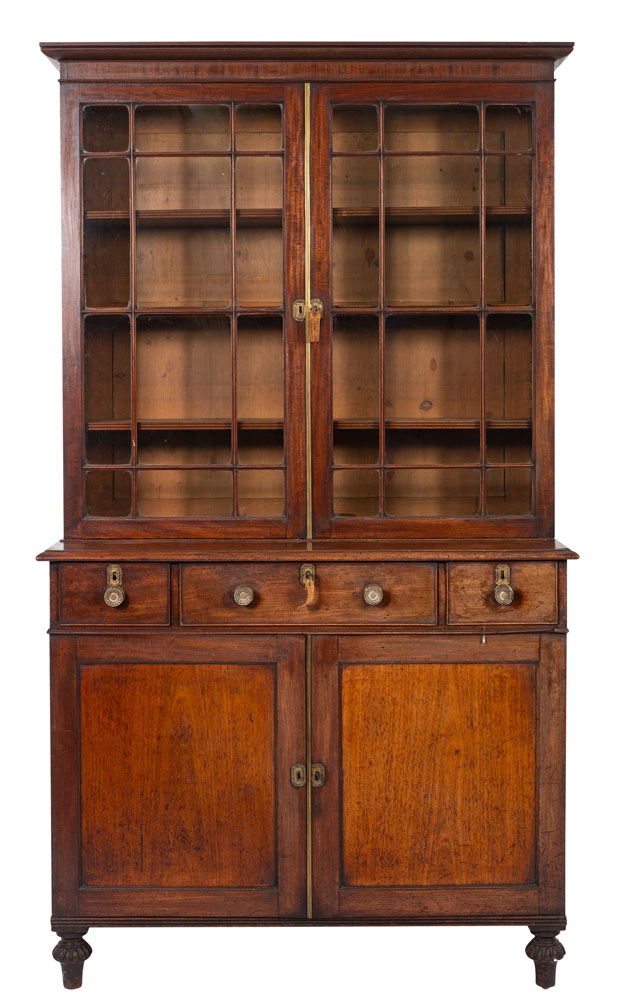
310;83;552;539
73;85;305;538
311;634;565;918
51;635;306;919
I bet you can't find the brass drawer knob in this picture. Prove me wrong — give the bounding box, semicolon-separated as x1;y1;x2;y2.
233;585;255;606
363;584;384;606
494;563;515;606
103;564;125;608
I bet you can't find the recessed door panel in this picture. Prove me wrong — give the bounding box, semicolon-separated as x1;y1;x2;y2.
311;633;564;919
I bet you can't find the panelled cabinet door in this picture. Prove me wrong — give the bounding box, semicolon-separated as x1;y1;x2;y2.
311;634;565;918
51;635;306;918
75;86;306;539
310;84;551;539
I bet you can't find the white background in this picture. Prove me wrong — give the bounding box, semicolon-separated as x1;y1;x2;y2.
1;3;617;998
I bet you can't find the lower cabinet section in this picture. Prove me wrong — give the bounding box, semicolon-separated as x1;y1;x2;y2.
50;629;566;983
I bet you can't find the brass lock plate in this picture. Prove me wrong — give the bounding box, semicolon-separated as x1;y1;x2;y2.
290;764;307;788
494;563;515;606
311;763;326;787
300;563;316;585
292;298;323;341
104;564;125;608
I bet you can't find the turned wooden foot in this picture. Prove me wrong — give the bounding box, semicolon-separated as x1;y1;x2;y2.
52;930;92;989
526;926;565;988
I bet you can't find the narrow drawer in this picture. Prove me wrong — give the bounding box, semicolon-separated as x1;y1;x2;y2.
59;563;170;625
181;562;437;625
448;562;557;625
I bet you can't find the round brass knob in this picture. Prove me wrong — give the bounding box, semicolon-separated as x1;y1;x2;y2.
363;584;384;606
103;585;125;608
494;583;515;606
233;585;255;607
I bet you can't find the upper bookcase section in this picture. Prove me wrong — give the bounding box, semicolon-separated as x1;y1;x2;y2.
40;42;574;84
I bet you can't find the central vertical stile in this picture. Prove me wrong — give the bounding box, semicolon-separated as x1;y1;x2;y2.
304;82;313;541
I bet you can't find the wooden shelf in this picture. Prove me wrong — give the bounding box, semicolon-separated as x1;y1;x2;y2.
84;210;129;222
85;209;282;227
333;206;530;225
89;418;529;433
333;418;531;431
87;419;284;432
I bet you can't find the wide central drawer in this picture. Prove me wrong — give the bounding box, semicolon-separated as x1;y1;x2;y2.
180;562;437;625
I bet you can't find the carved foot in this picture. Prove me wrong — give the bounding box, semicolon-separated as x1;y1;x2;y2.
526;926;565;988
53;931;92;989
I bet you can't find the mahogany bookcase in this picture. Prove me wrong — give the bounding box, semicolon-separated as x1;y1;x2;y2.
38;42;576;990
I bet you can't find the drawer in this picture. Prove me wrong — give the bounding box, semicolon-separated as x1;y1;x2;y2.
181;562;437;625
447;562;557;625
59;563;170;625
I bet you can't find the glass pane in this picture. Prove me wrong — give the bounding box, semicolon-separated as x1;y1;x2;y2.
485;106;532;151
83;158;129;213
86;470;131;516
236;158;283;307
83;106;129;152
333;315;379;466
385;106;479;151
138;429;231;466
485;223;531;306
136;316;231;420
86;430;131;465
84;316;130;422
332;157;378;209
238;469;284;516
333;469;378;517
136;157;231;210
386;429;479;465
386;222;479;306
486;156;532;208
237;316;283;421
137;470;232;516
136;222;230;308
333;429;378;466
485;316;532;424
332;157;379;307
385;156;480;209
486;429;532;465
486;468;532;514
236;156;282;209
236;106;282;151
135;105;230;152
385;316;480;421
236;227;282;307
238;429;283;466
332;106;378;152
333;224;379;306
84;219;130;308
385;468;480;516
333;315;379;420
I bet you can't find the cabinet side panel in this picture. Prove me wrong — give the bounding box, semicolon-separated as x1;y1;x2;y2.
51;636;80;914
60;85;84;536
533;83;555;535
537;633;566;913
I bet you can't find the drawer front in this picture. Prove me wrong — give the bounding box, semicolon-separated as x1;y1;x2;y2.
59;563;170;625
448;562;557;625
181;562;437;625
